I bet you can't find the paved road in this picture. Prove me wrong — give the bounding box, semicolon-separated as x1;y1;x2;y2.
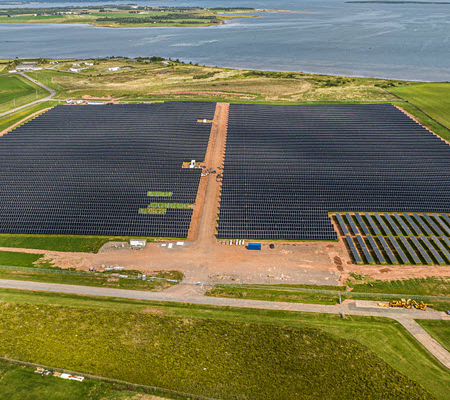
0;72;56;118
0;278;448;369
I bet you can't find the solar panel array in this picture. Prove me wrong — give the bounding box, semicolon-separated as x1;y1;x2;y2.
218;103;450;240
336;212;450;266
0;102;216;237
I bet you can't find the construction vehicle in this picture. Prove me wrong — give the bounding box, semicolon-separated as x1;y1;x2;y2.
385;298;427;310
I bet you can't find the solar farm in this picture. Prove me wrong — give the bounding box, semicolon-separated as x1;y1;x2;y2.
0;102;215;237
217;103;450;241
1;101;450;271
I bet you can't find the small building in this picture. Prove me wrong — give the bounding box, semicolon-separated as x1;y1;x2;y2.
108;67;120;72
130;239;146;249
84;62;93;66
69;67;82;73
16;62;42;71
72;63;80;67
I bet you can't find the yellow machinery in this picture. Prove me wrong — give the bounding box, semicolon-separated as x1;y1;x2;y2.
384;298;427;310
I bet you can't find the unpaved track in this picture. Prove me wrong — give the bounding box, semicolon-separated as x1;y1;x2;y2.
0;278;448;369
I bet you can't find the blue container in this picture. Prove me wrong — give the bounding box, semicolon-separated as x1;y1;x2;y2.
247;243;261;250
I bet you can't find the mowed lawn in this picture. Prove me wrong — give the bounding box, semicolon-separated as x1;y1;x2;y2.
391;83;450;128
0;301;437;400
0;74;48;113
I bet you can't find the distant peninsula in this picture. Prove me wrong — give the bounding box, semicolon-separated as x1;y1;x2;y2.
346;1;450;4
0;5;275;28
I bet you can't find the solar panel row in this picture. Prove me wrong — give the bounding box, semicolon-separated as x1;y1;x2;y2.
337;212;450;265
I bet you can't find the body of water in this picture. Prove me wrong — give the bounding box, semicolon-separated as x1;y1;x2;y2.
0;0;449;81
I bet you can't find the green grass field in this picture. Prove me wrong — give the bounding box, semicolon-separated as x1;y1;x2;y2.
0;74;48;113
0;267;182;291
391;83;450;128
0;234;111;253
0;298;439;400
0;359;172;400
0;250;44;267
0;289;448;398
416;320;450;353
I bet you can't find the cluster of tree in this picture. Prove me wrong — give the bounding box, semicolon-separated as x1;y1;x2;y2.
96;15;220;24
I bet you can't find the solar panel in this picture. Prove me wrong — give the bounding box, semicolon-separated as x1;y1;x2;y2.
344;213;359;235
420;235;446;265
345;235;363;264
431;214;450;236
409;236;433;265
355;213;370;235
355;235;374;264
393;213;412;235
422;214;444;236
387;234;409;264
441;214;450;230
364;213;381;235
403;213;423;235
398;235;421;264
383;213;402;235
376;235;398;264
442;236;450;249
335;213;349;235
430;236;450;263
374;213;391;235
412;214;434;236
366;235;386;264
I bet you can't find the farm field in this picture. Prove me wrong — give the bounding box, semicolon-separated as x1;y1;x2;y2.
0;296;444;400
0;74;48;113
390;83;450;128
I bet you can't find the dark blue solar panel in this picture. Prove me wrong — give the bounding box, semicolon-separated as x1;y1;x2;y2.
355;213;370;235
355;235;374;264
366;235;386;264
432;214;450;236
413;214;434;236
422;214;444;236
398;235;421;264
383;213;402;235
335;213;349;235
430;236;450;263
374;213;391;235
410;236;433;265
345;213;359;235
387;234;409;264
365;213;381;235
377;235;398;264
403;213;424;235
393;213;412;235
345;235;363;264
420;235;446;265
